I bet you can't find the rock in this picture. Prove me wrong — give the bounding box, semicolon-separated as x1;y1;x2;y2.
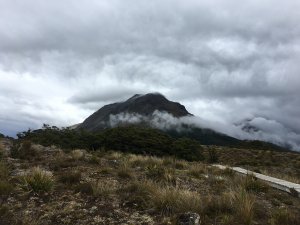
177;212;200;225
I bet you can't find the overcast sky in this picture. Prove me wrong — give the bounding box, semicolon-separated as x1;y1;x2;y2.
0;0;300;150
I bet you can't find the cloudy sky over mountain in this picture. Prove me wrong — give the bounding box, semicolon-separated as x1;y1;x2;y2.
1;0;300;150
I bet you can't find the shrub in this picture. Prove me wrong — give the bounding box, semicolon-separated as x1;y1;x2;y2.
20;167;54;193
207;147;218;163
58;171;81;184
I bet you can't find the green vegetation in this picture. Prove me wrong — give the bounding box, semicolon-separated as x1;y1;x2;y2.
17;125;205;161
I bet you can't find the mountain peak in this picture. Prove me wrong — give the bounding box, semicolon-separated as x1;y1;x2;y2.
78;93;192;131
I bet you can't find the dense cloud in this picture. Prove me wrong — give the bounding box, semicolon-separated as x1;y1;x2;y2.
0;0;300;150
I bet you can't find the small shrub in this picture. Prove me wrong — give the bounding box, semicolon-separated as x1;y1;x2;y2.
20;167;54;193
207;147;219;163
58;171;81;184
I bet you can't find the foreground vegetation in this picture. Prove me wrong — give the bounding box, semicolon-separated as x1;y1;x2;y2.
1;137;299;225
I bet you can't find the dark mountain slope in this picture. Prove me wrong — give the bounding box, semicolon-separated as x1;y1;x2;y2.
78;93;192;132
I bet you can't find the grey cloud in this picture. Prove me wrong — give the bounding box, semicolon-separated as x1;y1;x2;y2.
0;0;299;151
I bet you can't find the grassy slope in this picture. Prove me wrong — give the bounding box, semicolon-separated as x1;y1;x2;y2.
1;138;300;225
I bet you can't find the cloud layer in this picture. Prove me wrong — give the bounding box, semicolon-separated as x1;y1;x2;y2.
0;0;300;150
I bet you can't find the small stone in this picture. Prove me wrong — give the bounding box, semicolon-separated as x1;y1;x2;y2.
90;206;97;213
177;212;200;225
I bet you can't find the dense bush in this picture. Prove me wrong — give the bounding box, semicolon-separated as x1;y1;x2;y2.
17;125;205;161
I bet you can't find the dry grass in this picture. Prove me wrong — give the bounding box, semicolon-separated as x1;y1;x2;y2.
242;174;269;193
70;149;86;161
231;188;256;225
152;187;202;216
91;180;116;198
20;167;54;193
120;179;202;216
117;160;134;179
187;163;206;179
145;164;176;185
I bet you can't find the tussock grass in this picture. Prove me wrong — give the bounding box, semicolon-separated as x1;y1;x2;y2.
70;149;85;161
117;160;134;179
231;188;256;225
152;187;202;216
128;155;163;168
145;164;176;185
20;167;54;193
91;180;115;198
242;174;269;193
203;193;233;216
187;163;206;179
119;180;202;216
119;180;156;208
